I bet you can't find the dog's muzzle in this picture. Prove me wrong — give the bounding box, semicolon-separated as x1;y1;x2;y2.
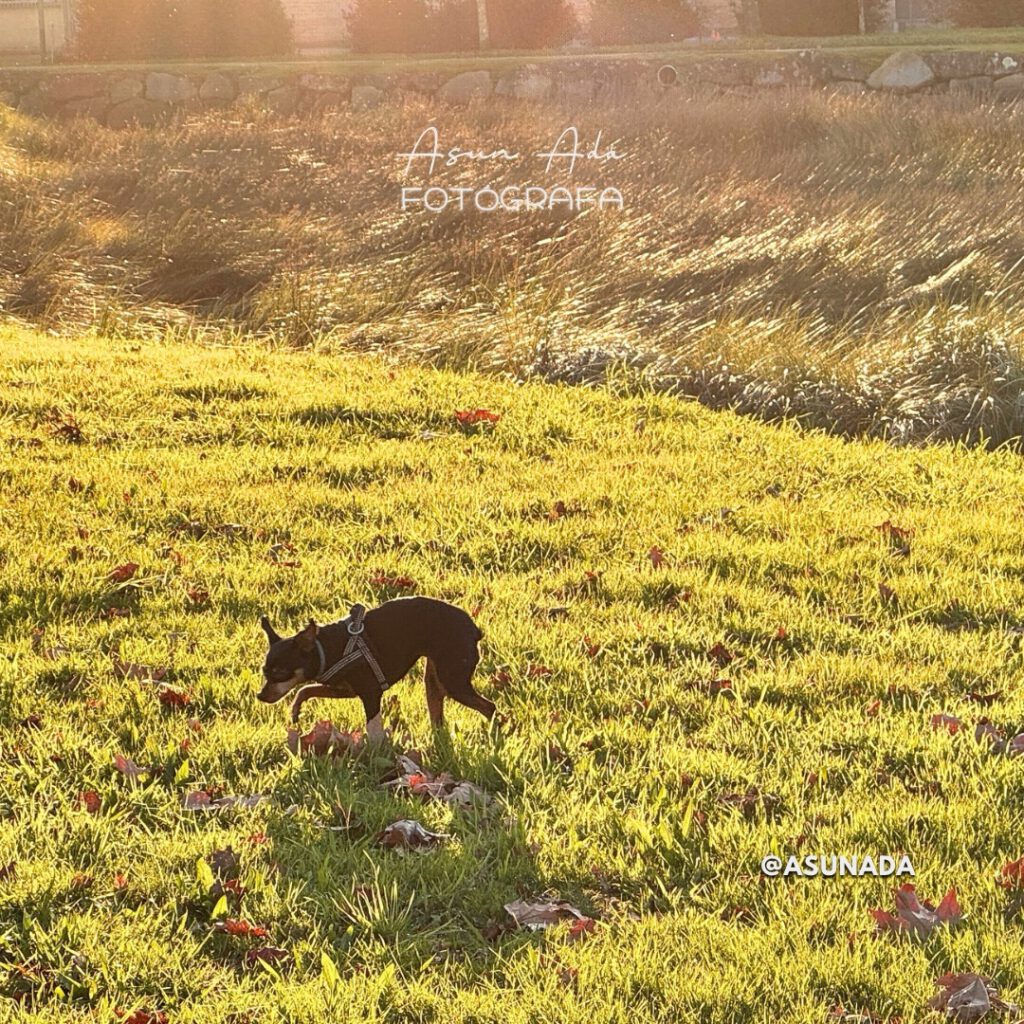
257;672;304;704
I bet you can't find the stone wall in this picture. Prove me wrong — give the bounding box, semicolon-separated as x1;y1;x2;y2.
2;49;1023;126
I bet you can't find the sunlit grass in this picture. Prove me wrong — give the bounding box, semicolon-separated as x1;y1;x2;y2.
5;87;1024;446
1;329;1024;1022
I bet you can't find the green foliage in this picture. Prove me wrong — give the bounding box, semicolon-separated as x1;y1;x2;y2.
348;0;576;53
2;329;1024;1021
590;0;702;44
72;0;294;61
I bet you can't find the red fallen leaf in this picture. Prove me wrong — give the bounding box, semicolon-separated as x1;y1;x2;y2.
870;883;961;938
567;917;597;943
68;477;85;493
997;856;1024;890
245;946;291;970
864;699;881;718
185;585;209;606
489;669;512;691
455;409;501;426
113;873;128;890
876;520;913;553
0;862;15;882
368;573;417;590
384;754;491;808
118;1010;168;1024
157;687;191;708
927;973;1017;1021
79;790;101;814
18;713;42;730
286;720;363;758
107;562;139;584
648;546;667;569
548;501;567;521
707;643;734;667
77;524;90;539
114;754;146;781
215;919;269;939
247;832;268;846
708;678;733;697
72;871;94;889
878;582;898;606
775;626;788;640
527;664;553;678
103;606;132;620
582;637;601;659
931;713;962;735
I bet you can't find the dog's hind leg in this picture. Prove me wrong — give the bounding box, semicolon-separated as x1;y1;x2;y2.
424;659;446;727
435;645;495;722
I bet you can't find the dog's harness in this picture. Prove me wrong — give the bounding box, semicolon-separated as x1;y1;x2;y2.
313;605;390;691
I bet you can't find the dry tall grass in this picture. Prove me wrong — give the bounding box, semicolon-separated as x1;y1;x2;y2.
3;88;1024;445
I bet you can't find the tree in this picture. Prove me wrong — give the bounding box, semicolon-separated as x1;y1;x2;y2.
591;0;701;44
952;0;1024;25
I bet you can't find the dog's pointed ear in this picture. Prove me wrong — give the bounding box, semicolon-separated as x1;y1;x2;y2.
260;615;282;646
296;620;318;652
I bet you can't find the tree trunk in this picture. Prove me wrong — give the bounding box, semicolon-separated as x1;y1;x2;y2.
476;0;490;47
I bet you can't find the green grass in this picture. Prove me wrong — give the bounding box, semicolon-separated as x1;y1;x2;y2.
2;328;1024;1022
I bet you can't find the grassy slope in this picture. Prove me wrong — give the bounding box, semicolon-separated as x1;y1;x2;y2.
2;329;1024;1022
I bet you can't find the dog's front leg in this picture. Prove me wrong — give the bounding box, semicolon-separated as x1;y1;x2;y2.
289;684;340;724
359;689;385;742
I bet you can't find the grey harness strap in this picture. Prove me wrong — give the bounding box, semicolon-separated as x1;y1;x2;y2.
314;605;388;690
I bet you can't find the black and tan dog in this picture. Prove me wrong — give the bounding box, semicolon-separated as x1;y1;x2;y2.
257;597;495;740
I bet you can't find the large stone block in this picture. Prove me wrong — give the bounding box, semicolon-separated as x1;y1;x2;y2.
107;97;163;128
867;52;935;92
199;72;237;103
438;70;492;104
42;74;106;103
351;84;384;111
145;72;197;104
993;72;1024;97
109;76;144;104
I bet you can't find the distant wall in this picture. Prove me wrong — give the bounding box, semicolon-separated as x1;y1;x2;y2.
0;1;72;56
282;0;350;51
2;49;1023;126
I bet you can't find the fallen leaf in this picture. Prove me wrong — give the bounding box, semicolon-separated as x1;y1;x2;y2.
112;658;167;683
504;898;589;931
157;687;191;708
78;790;101;814
931;713;962;735
286;721;363;757
368;573;416;590
567;917;598;943
927;973;1017;1022
107;562;139;584
648;546;666;569
870;883;961;938
707;642;735;667
383;755;491;808
208;847;240;880
527;664;553;678
0;862;15;882
997;857;1024;891
215;918;269;939
117;1010;168;1024
455;409;501;426
377;819;451;851
113;754;146;781
245;946;291;970
864;699;881;718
